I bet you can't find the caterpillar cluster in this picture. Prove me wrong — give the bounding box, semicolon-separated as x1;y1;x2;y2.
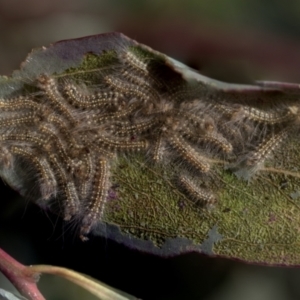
0;48;297;240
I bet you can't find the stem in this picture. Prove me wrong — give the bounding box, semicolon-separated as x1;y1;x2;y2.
0;247;45;300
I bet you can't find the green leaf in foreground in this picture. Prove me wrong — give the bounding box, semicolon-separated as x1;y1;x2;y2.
1;32;300;266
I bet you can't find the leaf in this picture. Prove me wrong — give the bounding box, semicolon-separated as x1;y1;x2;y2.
0;289;27;300
31;265;137;300
1;32;300;266
0;245;136;300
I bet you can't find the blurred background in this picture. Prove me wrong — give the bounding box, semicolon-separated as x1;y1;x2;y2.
1;1;300;299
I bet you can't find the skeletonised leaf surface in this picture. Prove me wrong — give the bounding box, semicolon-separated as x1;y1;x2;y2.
1;32;300;265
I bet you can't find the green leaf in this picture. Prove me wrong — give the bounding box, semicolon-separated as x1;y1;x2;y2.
1;32;300;266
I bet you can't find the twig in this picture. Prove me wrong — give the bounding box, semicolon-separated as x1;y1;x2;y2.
0;247;45;300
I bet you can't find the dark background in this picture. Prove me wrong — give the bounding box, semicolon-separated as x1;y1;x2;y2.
1;1;300;299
